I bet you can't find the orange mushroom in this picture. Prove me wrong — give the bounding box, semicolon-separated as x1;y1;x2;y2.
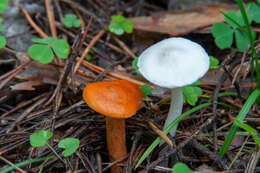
83;80;143;173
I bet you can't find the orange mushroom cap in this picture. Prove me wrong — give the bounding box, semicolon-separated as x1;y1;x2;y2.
83;80;143;118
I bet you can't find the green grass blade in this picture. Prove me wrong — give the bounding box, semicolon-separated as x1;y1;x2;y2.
218;89;260;156
1;156;55;173
135;102;212;169
236;0;260;91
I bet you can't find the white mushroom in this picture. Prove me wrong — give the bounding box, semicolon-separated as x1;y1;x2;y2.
137;37;210;137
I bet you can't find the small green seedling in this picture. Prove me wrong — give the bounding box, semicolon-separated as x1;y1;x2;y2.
211;1;260;52
172;162;193;173
30;130;53;147
109;15;133;35
58;138;80;157
140;84;152;98
85;48;95;62
30;130;80;157
183;81;202;106
62;14;81;28
28;37;70;64
209;56;219;69
234;118;260;148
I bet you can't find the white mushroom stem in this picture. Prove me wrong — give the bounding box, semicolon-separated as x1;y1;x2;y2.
163;87;183;137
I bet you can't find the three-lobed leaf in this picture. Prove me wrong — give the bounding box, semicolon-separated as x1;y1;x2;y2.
58;138;80;157
28;37;70;64
62;14;81;28
109;15;133;35
30;130;53;147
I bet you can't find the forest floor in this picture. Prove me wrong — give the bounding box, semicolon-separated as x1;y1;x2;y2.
0;0;260;173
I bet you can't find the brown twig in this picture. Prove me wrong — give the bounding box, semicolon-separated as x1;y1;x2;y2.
0;60;31;90
79;58;147;86
74;29;106;73
147;121;173;148
45;0;57;37
20;7;48;38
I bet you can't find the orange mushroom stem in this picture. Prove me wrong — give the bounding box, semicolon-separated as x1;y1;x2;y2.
83;80;143;173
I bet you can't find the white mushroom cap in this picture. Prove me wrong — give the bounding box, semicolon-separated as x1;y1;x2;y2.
137;37;210;88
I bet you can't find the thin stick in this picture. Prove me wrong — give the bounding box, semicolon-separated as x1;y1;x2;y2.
79;58;147;86
74;29;106;73
0;155;26;173
148;121;173;147
45;0;57;37
0;60;31;90
20;7;48;38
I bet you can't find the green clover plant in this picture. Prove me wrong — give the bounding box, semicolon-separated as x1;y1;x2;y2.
58;138;80;157
212;1;260;52
28;37;70;64
140;84;152;99
109;15;133;35
62;14;81;28
2;130;80;172
30;130;80;157
30;130;53;147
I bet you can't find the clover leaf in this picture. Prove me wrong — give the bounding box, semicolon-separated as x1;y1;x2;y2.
209;56;219;69
109;15;133;35
30;130;53;147
212;22;233;49
183;85;202;106
62;14;81;28
140;84;152;99
247;2;260;23
212;8;255;52
58;138;80;157
28;37;70;64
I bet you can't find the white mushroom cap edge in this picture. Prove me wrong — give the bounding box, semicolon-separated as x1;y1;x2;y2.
137;37;210;88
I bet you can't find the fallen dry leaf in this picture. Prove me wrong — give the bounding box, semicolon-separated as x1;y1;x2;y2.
10;80;43;91
128;3;237;35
